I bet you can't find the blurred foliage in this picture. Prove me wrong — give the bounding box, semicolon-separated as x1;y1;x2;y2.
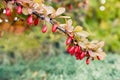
0;53;120;80
0;1;120;80
0;25;66;64
0;1;5;9
0;0;68;64
0;0;119;64
0;25;62;52
85;0;120;53
49;0;120;53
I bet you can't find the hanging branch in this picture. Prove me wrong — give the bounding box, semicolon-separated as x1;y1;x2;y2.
0;0;106;65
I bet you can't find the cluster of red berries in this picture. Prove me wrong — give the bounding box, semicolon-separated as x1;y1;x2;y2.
5;5;58;33
41;24;57;33
26;14;57;33
66;36;101;65
6;5;22;16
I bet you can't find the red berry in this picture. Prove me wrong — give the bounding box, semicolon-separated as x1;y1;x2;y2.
68;4;73;10
16;5;22;14
97;56;101;60
75;52;81;60
6;8;11;16
42;25;47;33
92;57;94;60
34;18;39;25
86;58;90;65
75;46;81;53
69;33;73;38
77;3;81;8
27;15;33;25
80;51;85;60
66;37;72;45
87;51;92;57
52;24;57;32
67;46;75;56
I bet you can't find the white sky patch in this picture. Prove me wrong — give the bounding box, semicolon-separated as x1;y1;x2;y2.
0;19;3;23
5;19;9;22
101;0;106;4
100;6;105;11
14;17;18;21
0;18;3;23
3;9;6;14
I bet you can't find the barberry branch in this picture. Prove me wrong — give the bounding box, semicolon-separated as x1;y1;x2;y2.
0;0;106;65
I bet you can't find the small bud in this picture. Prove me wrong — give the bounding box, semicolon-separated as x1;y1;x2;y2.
42;25;47;33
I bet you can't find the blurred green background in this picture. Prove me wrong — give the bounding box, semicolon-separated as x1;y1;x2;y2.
0;0;120;80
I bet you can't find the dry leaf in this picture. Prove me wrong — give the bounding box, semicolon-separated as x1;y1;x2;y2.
58;16;71;19
55;7;65;16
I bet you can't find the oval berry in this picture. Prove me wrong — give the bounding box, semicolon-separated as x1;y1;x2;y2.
80;52;85;60
75;52;80;60
52;24;57;32
92;57;94;60
69;33;73;39
6;8;11;16
27;15;33;25
86;58;90;65
67;46;75;56
66;37;72;45
68;4;73;10
16;5;22;14
34;18;39;25
42;25;47;33
75;46;81;53
97;56;101;60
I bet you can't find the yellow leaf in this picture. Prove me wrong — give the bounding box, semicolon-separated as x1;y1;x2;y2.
34;0;44;8
100;21;109;30
32;71;38;78
73;26;83;32
34;0;44;3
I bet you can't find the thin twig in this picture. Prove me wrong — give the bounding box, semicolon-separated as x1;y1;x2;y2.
32;11;69;36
